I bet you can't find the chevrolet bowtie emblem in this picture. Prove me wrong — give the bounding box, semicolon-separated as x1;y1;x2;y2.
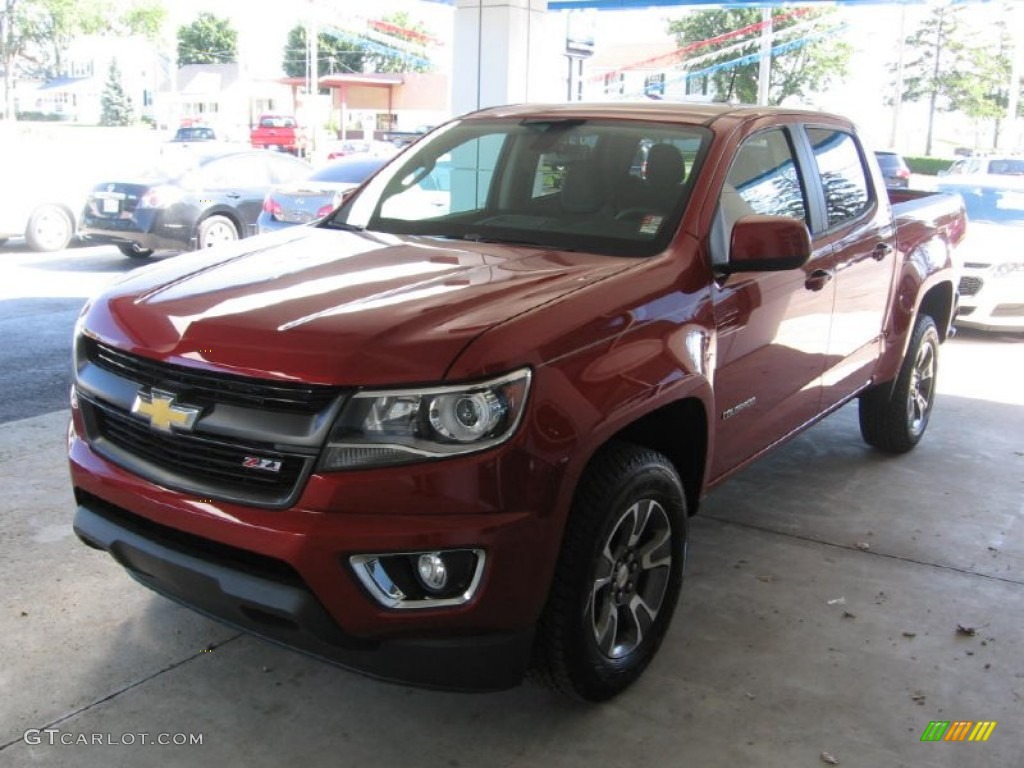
131;389;201;432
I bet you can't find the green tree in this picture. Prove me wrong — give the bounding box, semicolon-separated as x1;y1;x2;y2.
362;12;431;74
177;11;236;66
37;0;106;77
666;8;849;106
897;5;970;155
282;24;363;80
100;58;133;125
1;0;43;119
943;17;1020;149
119;0;166;40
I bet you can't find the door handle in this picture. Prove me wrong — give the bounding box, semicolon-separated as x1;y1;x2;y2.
805;268;834;292
225;192;241;200
872;242;894;261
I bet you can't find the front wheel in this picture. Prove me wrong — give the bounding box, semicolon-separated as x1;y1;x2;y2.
859;314;940;453
533;442;687;701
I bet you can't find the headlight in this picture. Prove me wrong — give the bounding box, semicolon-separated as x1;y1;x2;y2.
992;261;1024;278
319;368;532;470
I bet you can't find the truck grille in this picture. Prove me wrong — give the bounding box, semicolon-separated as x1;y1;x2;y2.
959;276;984;297
86;398;311;506
85;338;341;413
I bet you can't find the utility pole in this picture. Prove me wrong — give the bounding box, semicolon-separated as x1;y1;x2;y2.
889;6;907;149
306;1;318;158
1004;3;1022;151
757;8;772;106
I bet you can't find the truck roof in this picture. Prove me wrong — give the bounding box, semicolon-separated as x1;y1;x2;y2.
467;102;853;129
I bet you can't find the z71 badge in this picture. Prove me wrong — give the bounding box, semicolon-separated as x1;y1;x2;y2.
242;457;283;473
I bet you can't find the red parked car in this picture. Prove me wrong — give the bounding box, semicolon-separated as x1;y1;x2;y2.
250;114;303;155
70;104;964;700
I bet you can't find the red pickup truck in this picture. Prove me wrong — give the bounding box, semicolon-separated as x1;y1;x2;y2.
70;104;964;701
250;114;302;155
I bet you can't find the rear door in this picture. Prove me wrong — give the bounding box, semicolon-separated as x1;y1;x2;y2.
802;127;897;407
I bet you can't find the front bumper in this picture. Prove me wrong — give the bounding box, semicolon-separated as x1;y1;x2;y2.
956;270;1024;332
73;498;533;691
69;405;566;690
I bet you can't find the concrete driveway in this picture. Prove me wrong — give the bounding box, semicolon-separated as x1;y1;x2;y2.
1;281;1021;765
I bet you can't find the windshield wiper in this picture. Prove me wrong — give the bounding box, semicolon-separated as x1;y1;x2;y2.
432;233;574;250
322;219;364;232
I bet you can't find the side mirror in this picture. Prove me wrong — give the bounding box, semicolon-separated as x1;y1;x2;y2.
726;215;811;273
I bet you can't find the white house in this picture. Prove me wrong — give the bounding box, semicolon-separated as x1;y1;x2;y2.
32;35;168;123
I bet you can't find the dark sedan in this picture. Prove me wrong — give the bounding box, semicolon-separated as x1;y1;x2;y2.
874;150;911;189
80;150;311;258
256;156;387;234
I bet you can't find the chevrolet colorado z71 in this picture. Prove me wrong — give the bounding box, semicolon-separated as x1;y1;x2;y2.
70;104;965;701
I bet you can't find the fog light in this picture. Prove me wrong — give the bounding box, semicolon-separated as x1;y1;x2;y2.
349;549;485;609
417;553;448;592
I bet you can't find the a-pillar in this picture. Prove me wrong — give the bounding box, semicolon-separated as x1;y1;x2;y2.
451;0;556;118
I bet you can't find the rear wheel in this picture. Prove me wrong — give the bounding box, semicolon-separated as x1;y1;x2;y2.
117;243;154;259
533;442;687;701
197;215;238;249
859;314;940;453
25;205;73;252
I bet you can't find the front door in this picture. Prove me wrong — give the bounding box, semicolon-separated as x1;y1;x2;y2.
710;127;834;480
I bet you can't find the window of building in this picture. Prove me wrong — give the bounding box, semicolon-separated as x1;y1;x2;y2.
644;73;665;98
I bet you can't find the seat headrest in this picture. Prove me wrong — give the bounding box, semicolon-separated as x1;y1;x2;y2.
645;144;686;190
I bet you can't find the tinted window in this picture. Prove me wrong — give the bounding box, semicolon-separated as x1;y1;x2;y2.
710;128;807;265
338;119;711;258
265;154;311;184
875;153;899;171
986;158;1024;175
260;116;296;128
199;155;271;187
807;128;871;228
727;129;807;221
310;159;386;184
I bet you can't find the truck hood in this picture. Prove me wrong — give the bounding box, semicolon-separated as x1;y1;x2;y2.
83;227;629;385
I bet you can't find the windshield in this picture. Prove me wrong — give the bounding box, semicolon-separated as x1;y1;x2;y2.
328;118;710;257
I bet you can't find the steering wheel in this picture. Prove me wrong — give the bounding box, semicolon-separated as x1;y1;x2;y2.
615;207;660;221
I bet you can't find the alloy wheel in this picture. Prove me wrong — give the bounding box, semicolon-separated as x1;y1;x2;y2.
589;498;673;659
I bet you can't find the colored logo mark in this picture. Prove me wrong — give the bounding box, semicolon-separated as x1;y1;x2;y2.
920;721;997;742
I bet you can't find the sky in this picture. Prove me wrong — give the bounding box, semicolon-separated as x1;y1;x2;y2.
156;0;1022;153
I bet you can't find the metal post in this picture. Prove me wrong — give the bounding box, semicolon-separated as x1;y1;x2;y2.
757;7;772;105
890;6;907;149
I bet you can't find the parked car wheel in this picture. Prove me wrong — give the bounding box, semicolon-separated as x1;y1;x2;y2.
117;243;154;259
532;442;687;701
859;314;940;453
197;215;239;249
25;205;73;252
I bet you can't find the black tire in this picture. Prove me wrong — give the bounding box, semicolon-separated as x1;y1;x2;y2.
25;205;73;252
859;314;940;454
533;441;687;701
196;215;239;249
117;243;154;259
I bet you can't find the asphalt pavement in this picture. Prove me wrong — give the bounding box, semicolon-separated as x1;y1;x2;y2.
1;230;1022;767
0;241;146;423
